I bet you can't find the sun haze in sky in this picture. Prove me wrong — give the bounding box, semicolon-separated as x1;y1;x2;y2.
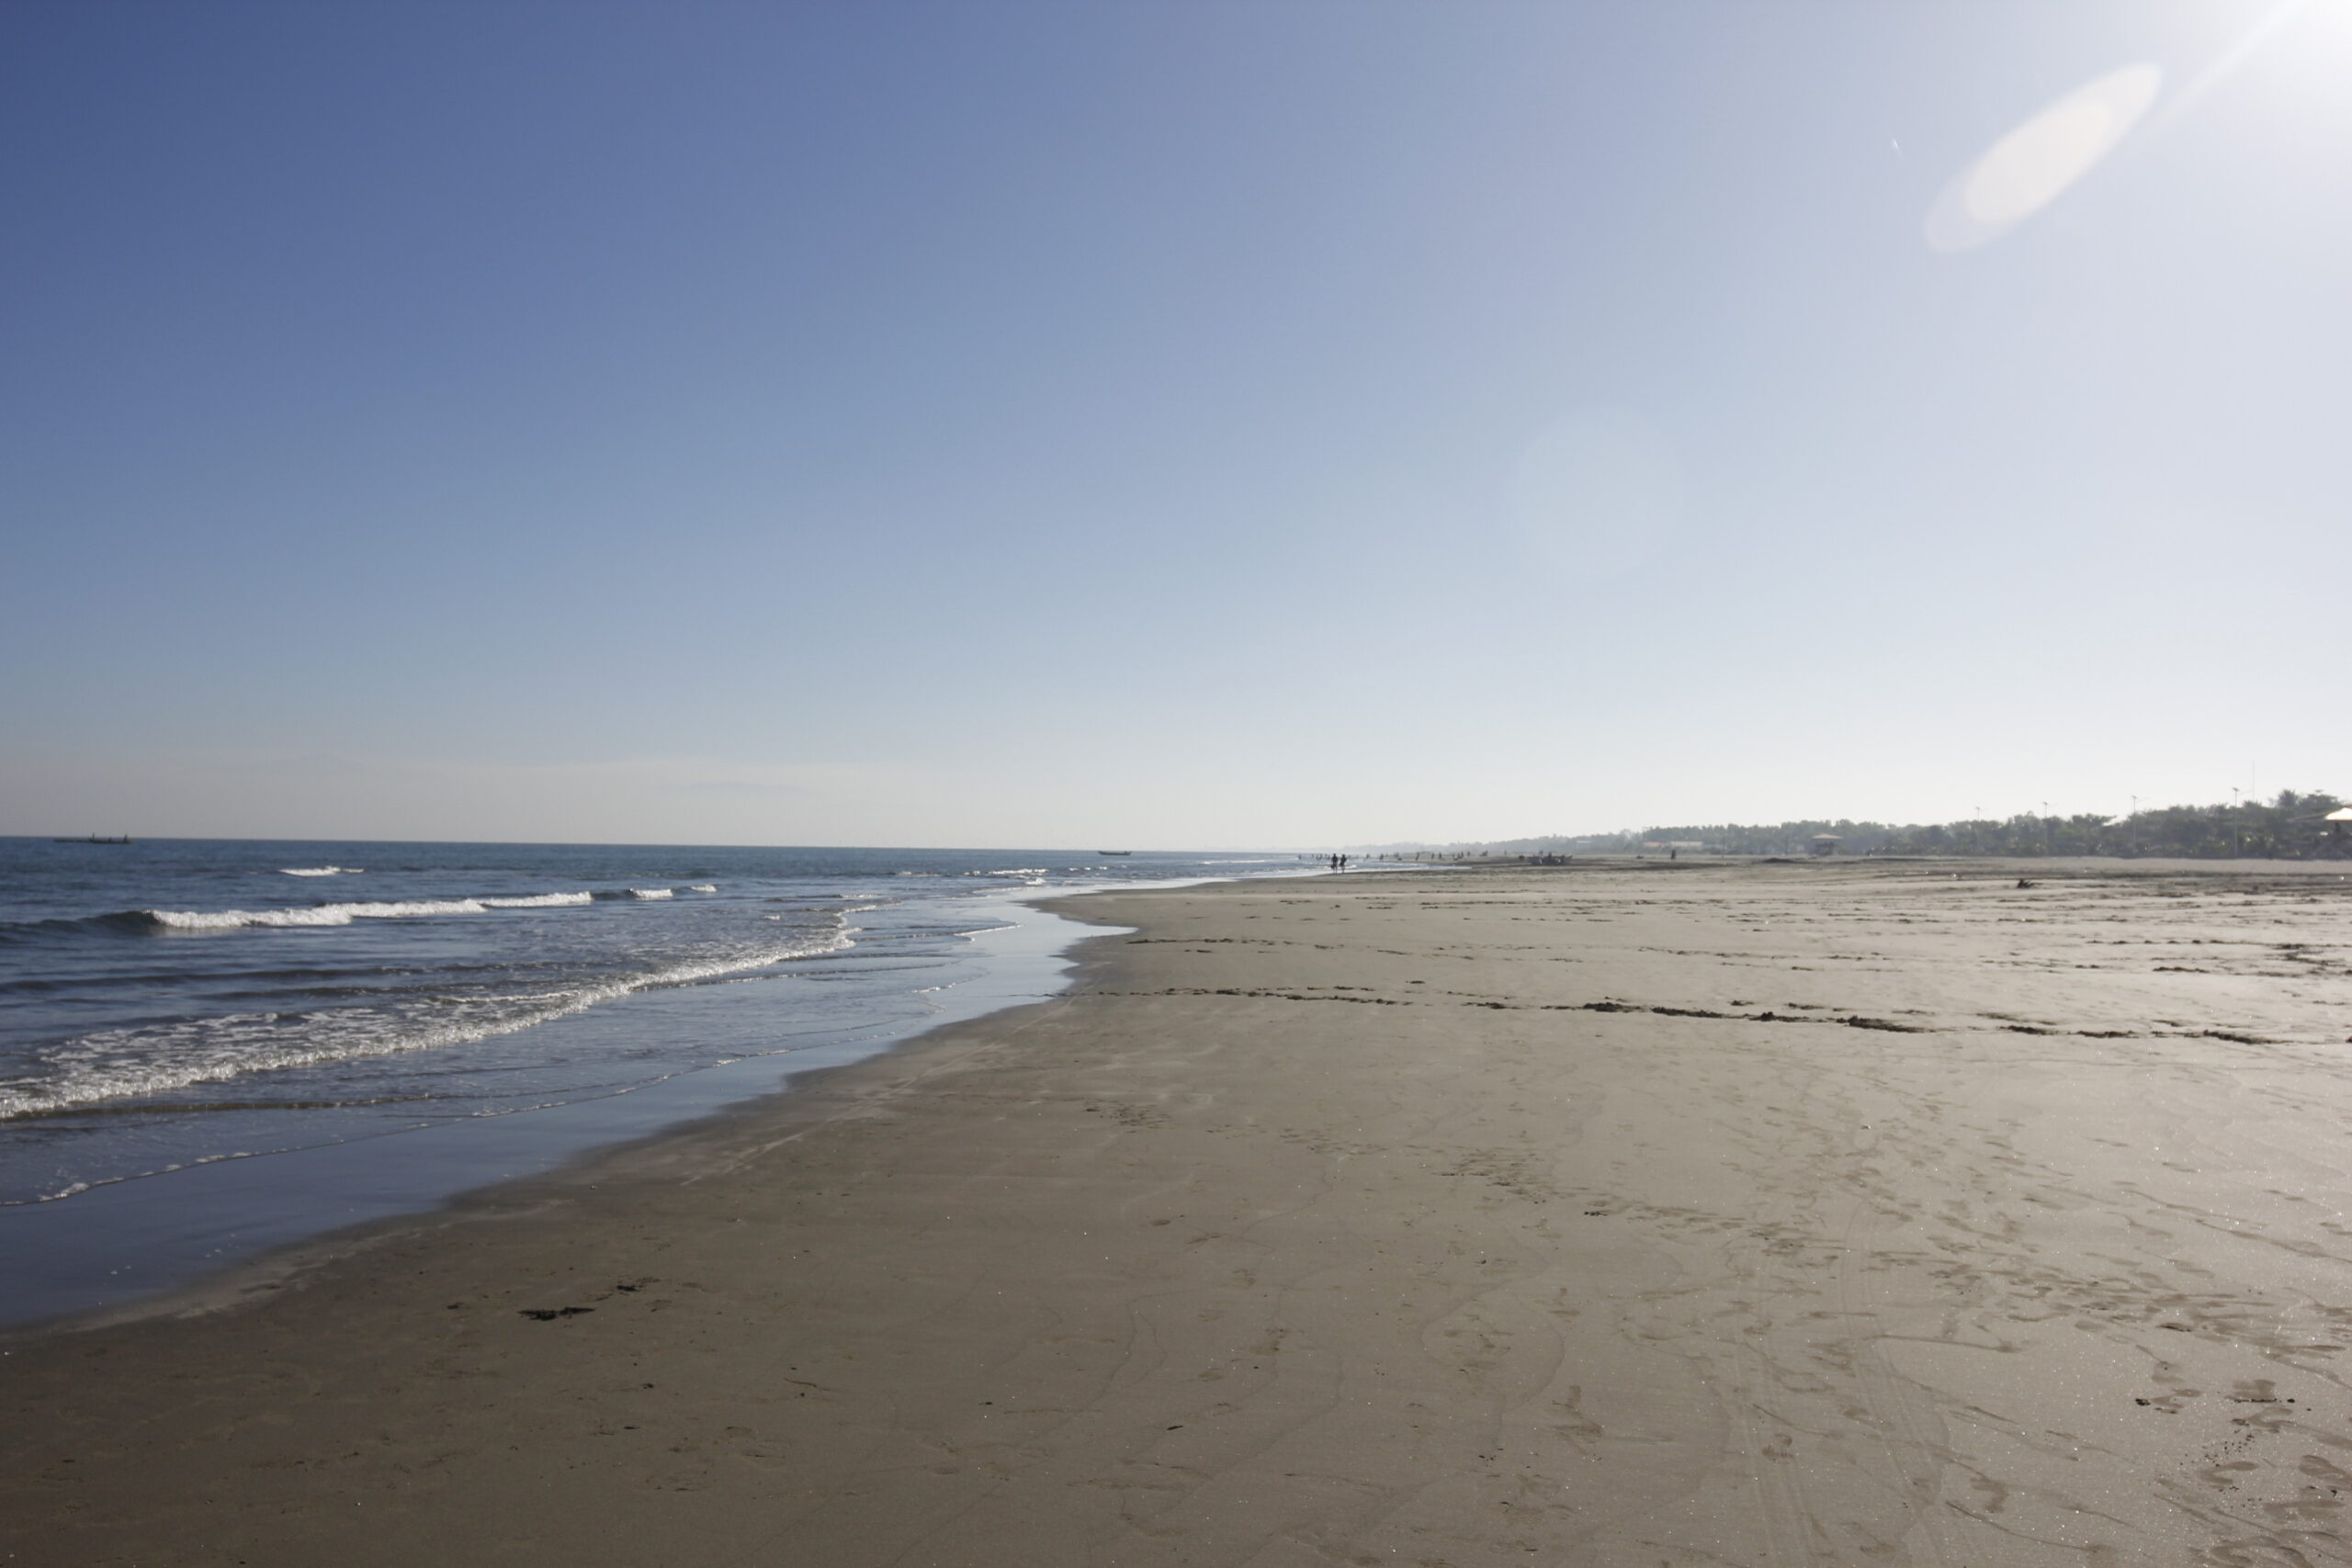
1;1;2344;847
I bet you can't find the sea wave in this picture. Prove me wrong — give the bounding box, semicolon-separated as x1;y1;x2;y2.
279;866;362;877
1;893;604;941
141;895;600;930
628;887;674;899
149;900;491;930
0;926;855;1121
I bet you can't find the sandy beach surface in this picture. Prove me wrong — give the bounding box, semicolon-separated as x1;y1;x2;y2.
7;859;2352;1567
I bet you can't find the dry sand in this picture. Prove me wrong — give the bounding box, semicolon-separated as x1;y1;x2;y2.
6;859;2352;1566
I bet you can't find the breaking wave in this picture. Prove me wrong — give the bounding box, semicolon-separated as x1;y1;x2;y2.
2;894;606;941
142;896;615;929
147;900;491;930
75;896;598;932
0;926;854;1121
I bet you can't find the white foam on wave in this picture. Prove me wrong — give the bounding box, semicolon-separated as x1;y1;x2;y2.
150;899;488;929
686;884;718;893
2;921;858;1121
148;893;598;928
629;887;674;899
279;866;362;876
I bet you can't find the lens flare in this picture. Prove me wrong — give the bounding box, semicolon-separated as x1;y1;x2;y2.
1926;63;2162;252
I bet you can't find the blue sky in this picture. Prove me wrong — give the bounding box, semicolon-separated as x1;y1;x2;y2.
3;1;2344;846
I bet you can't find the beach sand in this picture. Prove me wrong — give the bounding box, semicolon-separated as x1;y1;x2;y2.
6;859;2352;1566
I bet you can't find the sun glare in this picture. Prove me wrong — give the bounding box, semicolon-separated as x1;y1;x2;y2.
1927;63;2163;252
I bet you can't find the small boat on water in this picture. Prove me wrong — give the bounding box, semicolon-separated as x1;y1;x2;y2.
1098;850;1133;856
55;835;134;844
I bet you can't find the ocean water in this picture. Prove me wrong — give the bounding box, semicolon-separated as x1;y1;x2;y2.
0;839;1303;1326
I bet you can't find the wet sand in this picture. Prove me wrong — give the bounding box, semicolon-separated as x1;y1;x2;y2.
6;859;2352;1566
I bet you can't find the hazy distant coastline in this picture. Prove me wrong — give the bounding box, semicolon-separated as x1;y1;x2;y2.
1373;787;2349;862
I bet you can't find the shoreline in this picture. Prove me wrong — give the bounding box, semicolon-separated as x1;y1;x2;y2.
0;887;1129;1337
7;859;2351;1565
4;904;1140;1347
0;840;1318;1334
0;864;1292;1340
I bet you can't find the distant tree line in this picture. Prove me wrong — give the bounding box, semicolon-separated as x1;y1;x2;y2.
1381;790;2348;861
